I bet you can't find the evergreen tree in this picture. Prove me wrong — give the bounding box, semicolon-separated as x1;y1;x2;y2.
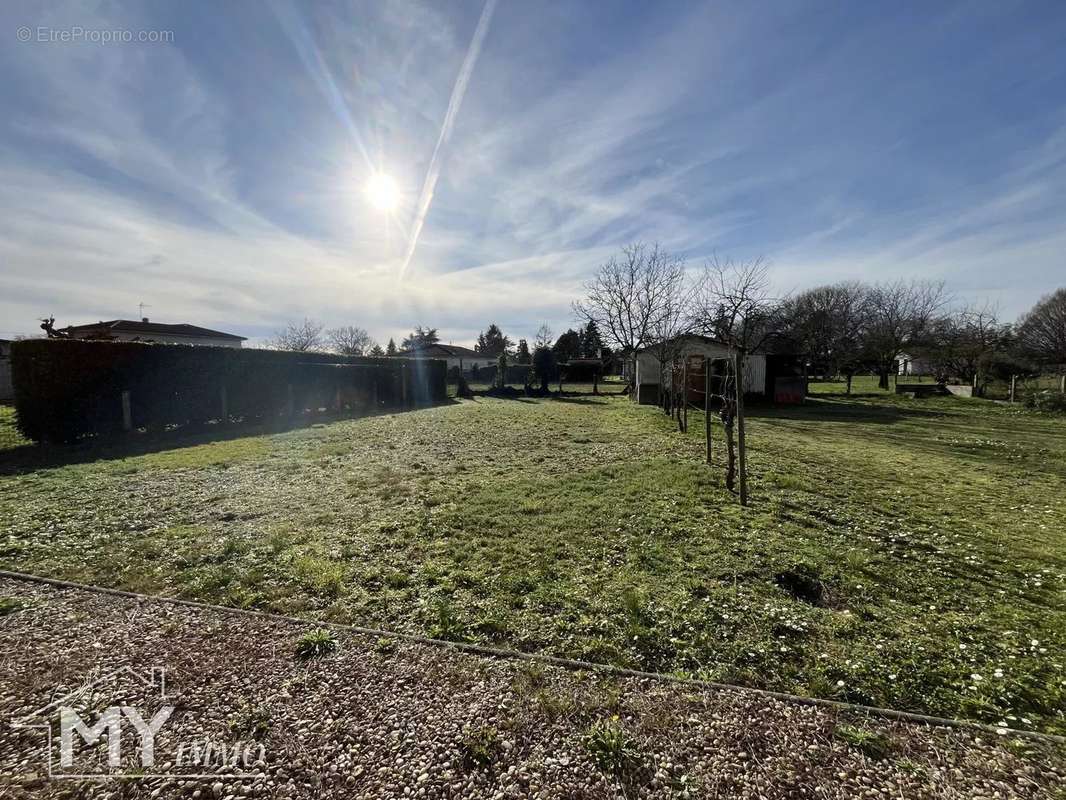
369;343;385;357
551;329;582;362
386;338;397;356
515;338;531;364
579;320;605;358
400;326;439;351
474;323;512;355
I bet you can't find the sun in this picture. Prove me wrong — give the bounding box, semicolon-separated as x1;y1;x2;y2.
366;172;401;212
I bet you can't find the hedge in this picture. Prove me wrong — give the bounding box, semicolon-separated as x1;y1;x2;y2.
11;340;447;443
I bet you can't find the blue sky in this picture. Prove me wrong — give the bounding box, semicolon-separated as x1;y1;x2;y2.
1;1;1065;347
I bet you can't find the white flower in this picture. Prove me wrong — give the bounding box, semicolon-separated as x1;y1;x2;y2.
971;673;982;681
836;680;845;687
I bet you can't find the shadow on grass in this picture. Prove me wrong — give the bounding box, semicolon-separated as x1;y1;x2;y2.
746;396;949;424
0;398;459;476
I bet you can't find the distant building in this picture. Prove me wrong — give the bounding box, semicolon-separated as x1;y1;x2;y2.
60;318;246;348
632;334;806;405
634;335;768;405
400;343;498;374
896;353;933;376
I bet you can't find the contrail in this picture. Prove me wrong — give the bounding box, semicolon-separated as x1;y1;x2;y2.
398;0;497;282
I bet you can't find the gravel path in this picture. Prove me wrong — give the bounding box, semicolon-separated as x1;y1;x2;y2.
0;578;1062;799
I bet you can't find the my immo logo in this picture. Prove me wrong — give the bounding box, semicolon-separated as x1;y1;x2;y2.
14;666;266;780
59;705;173;770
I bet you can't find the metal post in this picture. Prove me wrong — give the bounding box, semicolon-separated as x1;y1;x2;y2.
682;361;688;433
121;390;132;432
1009;374;1016;404
735;355;748;507
704;357;712;465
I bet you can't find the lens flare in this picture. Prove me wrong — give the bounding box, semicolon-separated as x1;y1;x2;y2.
366;172;400;212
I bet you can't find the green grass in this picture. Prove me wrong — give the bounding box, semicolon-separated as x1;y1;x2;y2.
0;405;29;451
0;386;1063;733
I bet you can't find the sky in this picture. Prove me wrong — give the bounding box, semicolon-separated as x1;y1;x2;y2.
1;0;1065;348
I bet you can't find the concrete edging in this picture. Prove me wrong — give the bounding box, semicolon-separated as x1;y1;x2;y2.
0;568;1061;745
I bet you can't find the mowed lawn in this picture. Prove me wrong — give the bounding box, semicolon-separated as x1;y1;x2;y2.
1;383;1063;734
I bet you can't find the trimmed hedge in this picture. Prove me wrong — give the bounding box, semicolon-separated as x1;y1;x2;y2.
11;340;447;443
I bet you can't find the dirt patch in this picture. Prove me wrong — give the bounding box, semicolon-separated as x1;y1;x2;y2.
774;565;830;607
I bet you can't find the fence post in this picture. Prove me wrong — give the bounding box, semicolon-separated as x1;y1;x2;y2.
1061;374;1065;395
735;354;748;507
704;357;712;465
682;360;688;433
121;390;132;432
1009;374;1016;404
401;364;408;408
220;385;228;423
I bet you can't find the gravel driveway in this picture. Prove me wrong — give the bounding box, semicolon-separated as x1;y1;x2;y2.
0;577;1061;799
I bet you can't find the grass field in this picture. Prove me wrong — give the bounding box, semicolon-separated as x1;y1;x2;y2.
1;379;1063;734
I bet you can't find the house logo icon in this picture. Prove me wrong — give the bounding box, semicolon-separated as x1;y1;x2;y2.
11;665;265;781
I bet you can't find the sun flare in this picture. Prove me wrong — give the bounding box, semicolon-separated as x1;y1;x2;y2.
365;172;401;212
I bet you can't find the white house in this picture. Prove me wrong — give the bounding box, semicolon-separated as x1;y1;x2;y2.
633;334;767;404
401;343;498;374
896;353;933;376
60;318;246;348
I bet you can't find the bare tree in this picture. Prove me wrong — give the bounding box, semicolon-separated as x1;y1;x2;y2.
781;282;869;394
271;318;325;352
689;256;780;356
864;280;948;389
1016;288;1066;369
646;270;692;416
689;256;779;505
573;243;687;381
533;323;554;351
922;303;1008;392
327;325;375;356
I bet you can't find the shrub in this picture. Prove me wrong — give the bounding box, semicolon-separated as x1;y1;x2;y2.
584;716;638;775
10;339;447;443
495;352;508;389
833;724;893;760
1024;391;1066;413
294;628;339;660
460;725;500;770
0;597;24;616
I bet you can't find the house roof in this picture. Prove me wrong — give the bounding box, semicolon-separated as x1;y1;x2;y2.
402;343;493;360
635;333;734;354
61;319;246;341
